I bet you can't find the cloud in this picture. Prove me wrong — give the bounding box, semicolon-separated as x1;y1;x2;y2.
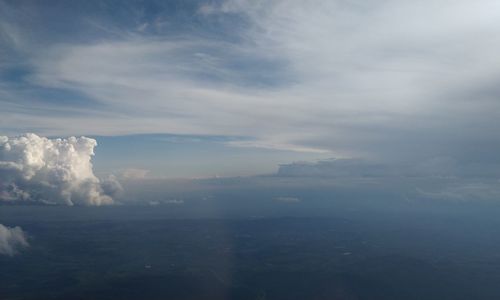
119;168;150;180
164;199;184;205
0;224;29;256
272;157;500;202
274;196;300;203
277;157;500;179
416;182;500;202
2;0;500;170
0;133;121;205
147;199;184;206
277;159;396;178
226;140;329;154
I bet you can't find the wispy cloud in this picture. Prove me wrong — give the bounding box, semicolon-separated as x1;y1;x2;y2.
2;0;500;161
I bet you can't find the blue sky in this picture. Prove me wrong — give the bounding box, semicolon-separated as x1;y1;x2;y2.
2;0;500;178
91;134;330;178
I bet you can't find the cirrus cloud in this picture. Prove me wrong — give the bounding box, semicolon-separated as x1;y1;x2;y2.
2;0;500;171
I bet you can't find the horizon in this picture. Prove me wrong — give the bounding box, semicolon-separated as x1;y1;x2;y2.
2;1;500;299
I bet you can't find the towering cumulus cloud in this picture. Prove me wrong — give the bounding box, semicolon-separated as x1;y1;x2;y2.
0;133;120;206
0;224;29;256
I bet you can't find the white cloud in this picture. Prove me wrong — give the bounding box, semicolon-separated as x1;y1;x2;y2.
2;0;500;161
226;140;330;154
0;224;29;256
164;199;184;205
275;196;301;203
119;168;150;180
0;133;121;205
147;199;184;206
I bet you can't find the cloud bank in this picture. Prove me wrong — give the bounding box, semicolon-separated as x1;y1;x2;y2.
0;133;120;206
274;157;500;202
0;224;28;256
277;157;500;179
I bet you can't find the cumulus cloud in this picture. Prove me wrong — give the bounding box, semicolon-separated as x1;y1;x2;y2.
0;133;121;206
0;224;29;256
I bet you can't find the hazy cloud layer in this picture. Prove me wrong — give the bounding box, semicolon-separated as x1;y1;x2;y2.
275;158;500;202
0;224;28;256
0;133;121;205
278;157;500;179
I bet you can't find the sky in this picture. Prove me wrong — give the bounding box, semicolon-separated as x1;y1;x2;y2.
1;0;500;180
2;0;500;255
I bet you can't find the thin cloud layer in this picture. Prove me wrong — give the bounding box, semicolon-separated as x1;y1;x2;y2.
0;133;121;205
277;157;500;179
0;224;28;256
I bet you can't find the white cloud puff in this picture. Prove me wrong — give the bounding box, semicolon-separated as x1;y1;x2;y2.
0;224;29;256
0;133;120;206
275;196;301;203
119;168;150;180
